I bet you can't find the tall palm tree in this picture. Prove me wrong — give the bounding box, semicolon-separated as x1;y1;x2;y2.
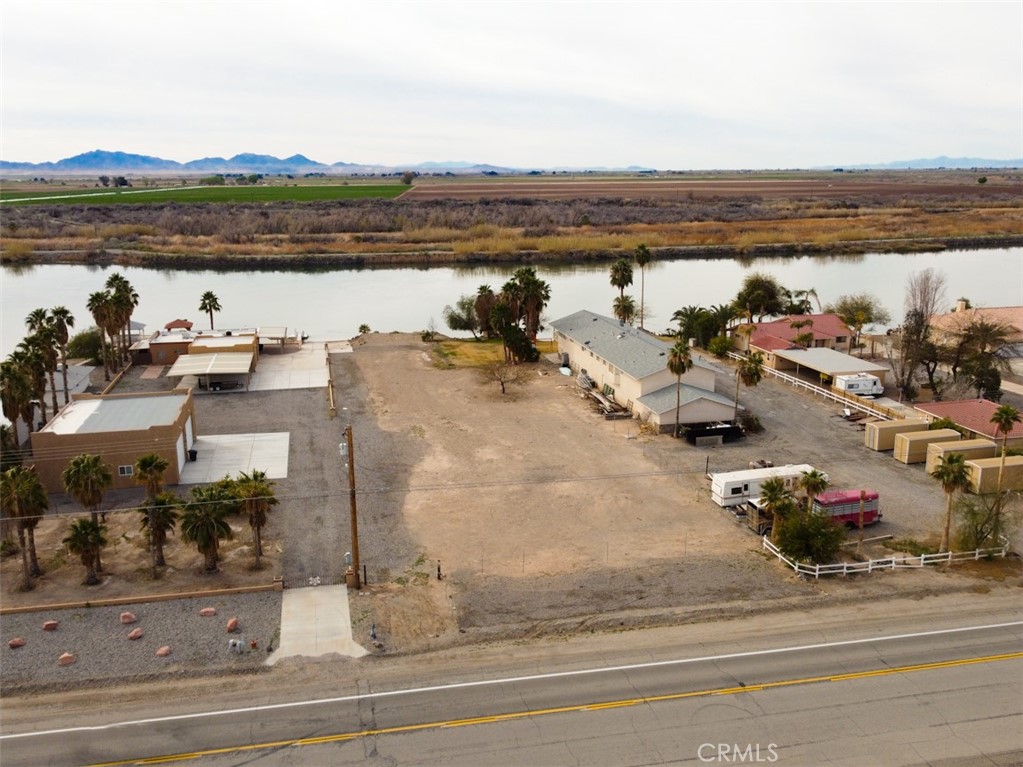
1;465;49;590
798;469;829;516
511;267;550;340
734;351;765;422
134;452;170;578
62;453;113;573
235;469;278;569
87;290;114;381
990;404;1022;523
182;483;235;572
759;476;796;543
199;291;222;330
634;244;651;329
0;358;35;437
666;338;692;438
612;295;637;325
50;306;75;404
931;453;970;553
609;259;633;303
708;303;739;338
25;326;60;416
63;517;107;586
107;274;139;364
139;491;181;568
474;285;497;339
11;341;48;426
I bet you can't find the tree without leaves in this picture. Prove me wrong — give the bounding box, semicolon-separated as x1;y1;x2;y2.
931;453;970;553
478;361;524;395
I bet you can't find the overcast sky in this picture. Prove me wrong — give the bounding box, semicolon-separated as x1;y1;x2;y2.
2;1;1020;169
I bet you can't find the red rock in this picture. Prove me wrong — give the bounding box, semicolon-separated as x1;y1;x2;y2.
199;607;217;617
57;652;76;666
42;620;59;631
226;617;239;633
8;637;26;649
156;646;171;657
120;612;137;624
128;627;144;640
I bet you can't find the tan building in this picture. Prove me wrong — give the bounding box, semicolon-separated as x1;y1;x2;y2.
131;327;259;366
735;313;855;354
30;390;197;494
550;310;735;431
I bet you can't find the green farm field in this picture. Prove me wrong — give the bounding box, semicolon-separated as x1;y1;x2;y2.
0;184;407;205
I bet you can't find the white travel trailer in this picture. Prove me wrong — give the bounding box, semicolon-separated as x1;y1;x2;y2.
834;373;884;396
709;464;823;508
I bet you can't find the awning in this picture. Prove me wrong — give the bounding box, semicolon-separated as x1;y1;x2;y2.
167;352;253;377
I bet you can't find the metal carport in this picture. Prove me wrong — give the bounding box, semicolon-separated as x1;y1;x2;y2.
166;352;253;391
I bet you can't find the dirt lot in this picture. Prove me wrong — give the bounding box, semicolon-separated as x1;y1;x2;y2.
4;335;1020;657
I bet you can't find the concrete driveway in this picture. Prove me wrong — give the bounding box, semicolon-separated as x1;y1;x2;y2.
249;344;328;391
179;433;291;483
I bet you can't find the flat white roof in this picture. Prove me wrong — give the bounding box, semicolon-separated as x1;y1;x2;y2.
258;326;289;339
771;347;888;376
189;336;256;348
167;352;253;377
41;394;188;435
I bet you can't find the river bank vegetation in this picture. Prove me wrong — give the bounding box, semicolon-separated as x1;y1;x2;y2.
1;179;1021;269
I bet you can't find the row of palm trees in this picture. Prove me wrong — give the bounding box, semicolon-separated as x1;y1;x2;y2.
608;244;651;327
0;453;278;591
87;273;140;381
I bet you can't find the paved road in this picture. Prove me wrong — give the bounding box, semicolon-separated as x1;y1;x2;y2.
3;595;1021;767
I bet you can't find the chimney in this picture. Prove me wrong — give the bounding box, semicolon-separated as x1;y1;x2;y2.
955;299;968;313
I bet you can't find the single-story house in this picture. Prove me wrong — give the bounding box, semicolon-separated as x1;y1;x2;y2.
734;313;855;355
550;310;736;431
30;390;197;494
914;399;1023;449
929;302;1023;376
131;327;259;366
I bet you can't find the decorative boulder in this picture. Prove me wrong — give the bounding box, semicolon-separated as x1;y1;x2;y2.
226;617;239;633
128;628;144;640
156;646;172;657
57;652;77;666
199;607;217;617
43;620;59;632
120;612;137;625
8;637;26;649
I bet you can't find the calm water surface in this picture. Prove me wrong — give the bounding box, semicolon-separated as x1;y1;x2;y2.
1;248;1019;358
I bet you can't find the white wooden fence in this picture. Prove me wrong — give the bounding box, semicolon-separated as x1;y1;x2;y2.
761;536;1010;579
726;352;896;420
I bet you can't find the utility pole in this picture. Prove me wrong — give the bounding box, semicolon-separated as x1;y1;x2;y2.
340;425;361;589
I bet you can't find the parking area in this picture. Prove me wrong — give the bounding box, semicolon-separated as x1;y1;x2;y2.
248;344;328;391
178;432;291;484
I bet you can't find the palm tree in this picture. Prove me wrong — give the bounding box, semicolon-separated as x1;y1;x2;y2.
798;469;829;516
511;267;551;340
235;470;278;569
634;244;651;329
199;291;222;330
50;307;75;404
107;275;139;364
139;491;181;568
62;453;113;573
182;483;235;572
609;259;633;302
134;452;169;578
666;338;692;437
1;465;49;590
0;358;35;437
990;404;1022;522
63;517;107;586
759;476;796;543
474;285;497;339
734;351;765;422
613;295;637;325
708;303;739;338
931;453;970;553
87;290;114;381
25;326;60;416
11;341;48;426
671;306;706;344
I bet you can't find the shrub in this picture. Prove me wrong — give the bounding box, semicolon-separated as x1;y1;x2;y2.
775;512;845;564
707;335;732;357
358;324;371;334
67;327;103;365
927;417;968;436
740;413;764;433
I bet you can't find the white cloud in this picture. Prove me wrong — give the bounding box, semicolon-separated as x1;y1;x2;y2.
2;0;1020;167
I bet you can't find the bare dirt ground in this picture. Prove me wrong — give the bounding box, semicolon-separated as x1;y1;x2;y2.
4;335;1021;659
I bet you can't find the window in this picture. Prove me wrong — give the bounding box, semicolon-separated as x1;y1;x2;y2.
118;465;134;477
835;335;847;343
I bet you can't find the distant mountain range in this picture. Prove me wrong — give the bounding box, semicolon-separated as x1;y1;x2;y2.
0;149;1018;176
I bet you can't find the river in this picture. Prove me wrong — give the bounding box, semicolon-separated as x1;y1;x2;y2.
1;247;1019;358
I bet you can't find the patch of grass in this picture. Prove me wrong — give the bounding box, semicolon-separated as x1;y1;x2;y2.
885;538;936;557
435;338;505;367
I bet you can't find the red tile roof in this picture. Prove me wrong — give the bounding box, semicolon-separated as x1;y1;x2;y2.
746;313;852;351
914;399;1023;440
749;332;795;351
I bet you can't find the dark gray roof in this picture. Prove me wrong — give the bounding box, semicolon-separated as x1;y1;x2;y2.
636;383;739;415
550;310;711;380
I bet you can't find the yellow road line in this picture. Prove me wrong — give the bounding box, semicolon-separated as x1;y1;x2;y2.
86;651;1023;767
